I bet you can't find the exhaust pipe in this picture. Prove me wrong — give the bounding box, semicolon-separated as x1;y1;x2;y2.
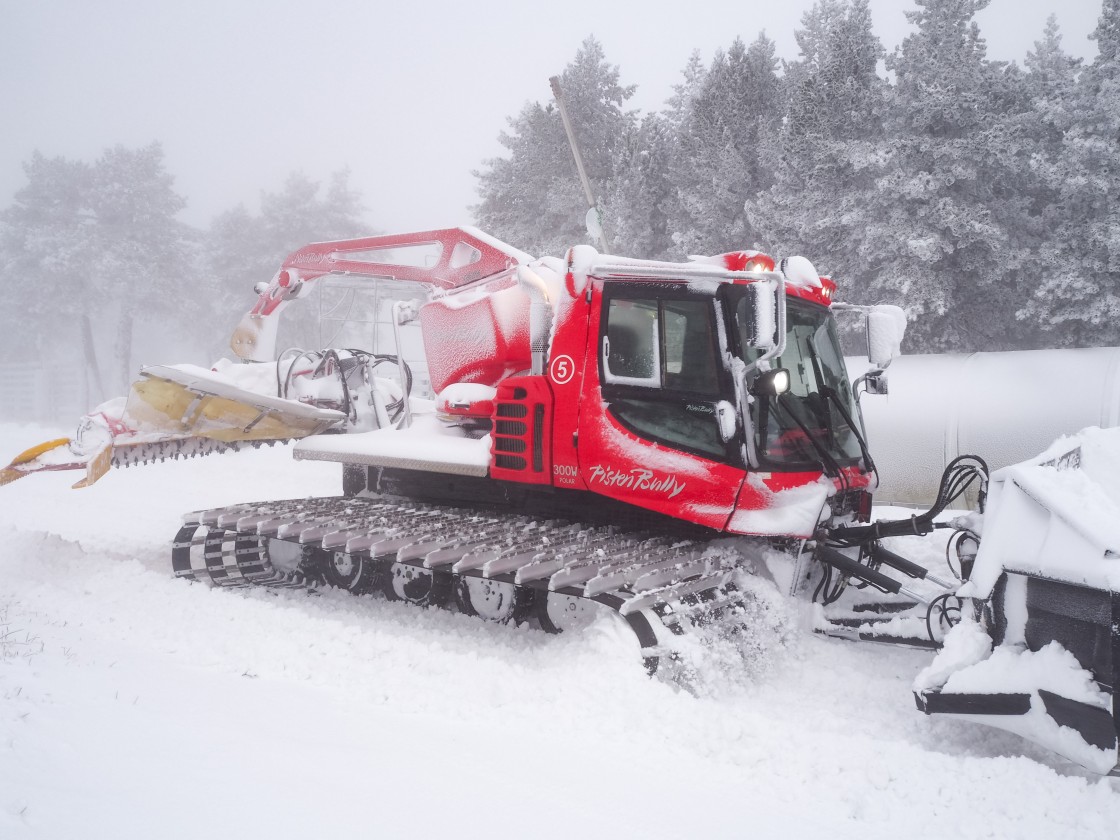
517;266;553;376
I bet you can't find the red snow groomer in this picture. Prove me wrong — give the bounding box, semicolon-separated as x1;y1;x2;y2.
5;227;941;643
13;227;1115;774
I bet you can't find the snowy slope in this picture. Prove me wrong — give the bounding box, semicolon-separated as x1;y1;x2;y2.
1;423;1118;839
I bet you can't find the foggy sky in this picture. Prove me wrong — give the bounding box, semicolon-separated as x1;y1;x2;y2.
0;0;1103;235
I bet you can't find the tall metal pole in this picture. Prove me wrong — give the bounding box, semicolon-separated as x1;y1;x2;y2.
549;75;612;253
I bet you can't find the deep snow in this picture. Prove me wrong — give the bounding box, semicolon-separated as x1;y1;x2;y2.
1;422;1119;839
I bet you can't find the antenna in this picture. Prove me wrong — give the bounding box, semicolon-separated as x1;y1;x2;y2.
549;75;612;252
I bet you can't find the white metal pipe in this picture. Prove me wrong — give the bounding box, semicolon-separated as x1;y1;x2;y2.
853;347;1120;506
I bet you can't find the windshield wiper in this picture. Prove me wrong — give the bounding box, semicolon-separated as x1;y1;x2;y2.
804;330;874;475
820;385;877;475
774;394;844;481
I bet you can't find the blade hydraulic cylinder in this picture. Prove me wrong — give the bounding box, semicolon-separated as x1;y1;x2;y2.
816;545;927;602
868;543;955;590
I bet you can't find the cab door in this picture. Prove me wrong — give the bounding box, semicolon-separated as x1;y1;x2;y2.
576;282;748;529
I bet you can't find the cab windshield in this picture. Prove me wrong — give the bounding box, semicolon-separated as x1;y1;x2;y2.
731;293;866;470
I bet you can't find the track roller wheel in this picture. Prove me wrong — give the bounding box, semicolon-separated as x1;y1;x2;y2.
454;576;530;623
382;562;451;607
319;549;374;593
536;591;597;634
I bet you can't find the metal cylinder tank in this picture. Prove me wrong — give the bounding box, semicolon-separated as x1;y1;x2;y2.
855;347;1120;505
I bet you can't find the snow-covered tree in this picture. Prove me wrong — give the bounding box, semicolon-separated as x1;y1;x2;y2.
0;154;92;362
602;113;675;259
746;0;888;302
859;0;1037;351
197;169;368;356
0;144;193;395
86;144;195;389
256;170;366;260
665;51;707;132
597;50;707;260
668;34;784;257
1019;1;1120;346
474;37;636;257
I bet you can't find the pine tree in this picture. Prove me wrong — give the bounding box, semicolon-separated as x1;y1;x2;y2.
474;37;636;257
0;153;93;341
746;0;888;307
600;50;707;261
0;145;193;394
602;113;675;259
86;143;194;389
257;170;365;259
665;51;707;132
861;0;1036;352
198;169;368;357
1019;1;1120;346
668;34;784;257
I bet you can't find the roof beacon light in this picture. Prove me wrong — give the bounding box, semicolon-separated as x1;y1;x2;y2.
780;255;823;290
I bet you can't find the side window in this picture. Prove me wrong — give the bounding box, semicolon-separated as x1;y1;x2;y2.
604;299;660;386
662;300;719;394
600;293;730;460
602;297;719;394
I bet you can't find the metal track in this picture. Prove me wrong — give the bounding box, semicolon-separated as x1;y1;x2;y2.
171;495;756;667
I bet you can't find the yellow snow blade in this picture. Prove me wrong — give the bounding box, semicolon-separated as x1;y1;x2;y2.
2;367;345;489
0;438;72;486
128;372;341;443
8;437;71;466
0;466;29;486
72;445;112;489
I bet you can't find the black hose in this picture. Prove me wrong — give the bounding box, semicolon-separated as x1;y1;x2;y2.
827;455;988;546
925;593;962;642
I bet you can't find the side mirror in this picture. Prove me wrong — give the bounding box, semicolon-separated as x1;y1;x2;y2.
585;207;605;246
750;368;790;397
738;279;781;350
863;371;888;396
867;305;907;369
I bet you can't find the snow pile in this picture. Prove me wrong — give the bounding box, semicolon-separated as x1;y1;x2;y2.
920;621;1118;776
965;425;1120;596
661;543;799;697
942;642;1109;709
437;382;497;407
2;423;1119;837
727;474;832;538
913;616;992;693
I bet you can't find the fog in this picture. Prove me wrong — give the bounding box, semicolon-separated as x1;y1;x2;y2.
0;0;1102;232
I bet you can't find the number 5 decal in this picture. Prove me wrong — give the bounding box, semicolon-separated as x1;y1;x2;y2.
550;354;575;385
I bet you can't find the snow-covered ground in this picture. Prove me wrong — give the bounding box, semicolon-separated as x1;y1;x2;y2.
1;422;1118;839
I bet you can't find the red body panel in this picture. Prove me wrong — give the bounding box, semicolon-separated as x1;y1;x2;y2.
785;276;836;308
476;250;871;535
249;228;527;318
571;277;748;530
542;266;593;492
419;277;532;394
488;376;554;485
